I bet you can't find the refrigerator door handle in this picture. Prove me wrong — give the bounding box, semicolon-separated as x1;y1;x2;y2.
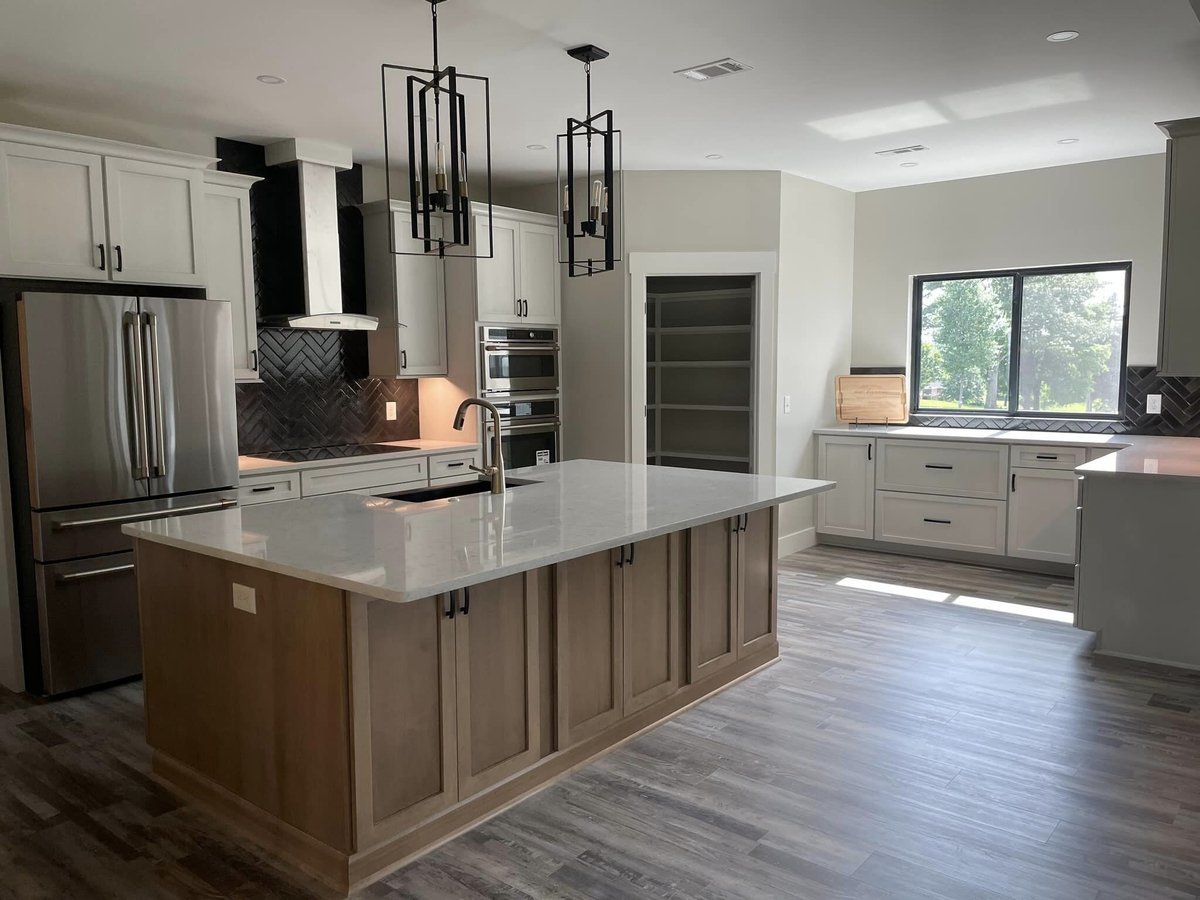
52;498;238;531
123;313;150;479
143;312;168;478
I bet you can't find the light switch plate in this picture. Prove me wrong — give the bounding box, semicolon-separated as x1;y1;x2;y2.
1147;393;1162;414
783;394;792;414
385;401;398;421
232;583;257;614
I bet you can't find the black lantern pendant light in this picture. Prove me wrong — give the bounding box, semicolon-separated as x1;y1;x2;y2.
558;44;622;277
381;0;493;258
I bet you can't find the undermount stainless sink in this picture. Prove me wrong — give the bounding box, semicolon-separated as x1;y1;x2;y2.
377;478;538;504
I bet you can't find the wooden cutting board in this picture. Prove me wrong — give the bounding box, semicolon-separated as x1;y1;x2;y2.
836;375;909;424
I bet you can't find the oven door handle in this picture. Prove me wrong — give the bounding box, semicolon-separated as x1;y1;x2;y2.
488;419;562;434
482;344;561;352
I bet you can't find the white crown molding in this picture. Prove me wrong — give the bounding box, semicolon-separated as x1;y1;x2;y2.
202;169;264;189
0;121;219;169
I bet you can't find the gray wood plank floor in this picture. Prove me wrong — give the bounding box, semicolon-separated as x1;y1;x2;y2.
3;545;1200;899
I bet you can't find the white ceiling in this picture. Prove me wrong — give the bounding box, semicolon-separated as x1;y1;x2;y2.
1;0;1198;192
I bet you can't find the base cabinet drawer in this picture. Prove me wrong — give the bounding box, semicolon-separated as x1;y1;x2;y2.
239;472;301;505
301;458;428;497
1010;444;1087;470
876;440;1009;499
429;451;480;483
875;491;1006;555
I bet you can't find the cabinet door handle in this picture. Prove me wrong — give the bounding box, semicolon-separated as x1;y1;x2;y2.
516;298;522;317
445;593;456;619
741;513;749;533
97;244;106;271
523;299;529;317
460;586;471;615
114;245;123;273
867;443;872;462
1011;473;1017;493
614;547;625;568
250;350;259;372
924;463;953;470
923;518;952;525
401;349;408;369
625;543;635;566
251;486;276;494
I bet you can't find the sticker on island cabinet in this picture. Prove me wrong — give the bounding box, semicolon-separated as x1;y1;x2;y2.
535;450;551;465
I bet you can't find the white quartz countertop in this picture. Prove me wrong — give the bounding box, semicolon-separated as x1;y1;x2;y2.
126;460;833;603
813;425;1200;481
237;439;480;476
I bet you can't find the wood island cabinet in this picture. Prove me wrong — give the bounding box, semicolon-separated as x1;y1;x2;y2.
555;546;624;748
687;507;778;682
134;506;783;895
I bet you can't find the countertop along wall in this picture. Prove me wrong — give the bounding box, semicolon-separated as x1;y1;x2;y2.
851;154;1167;369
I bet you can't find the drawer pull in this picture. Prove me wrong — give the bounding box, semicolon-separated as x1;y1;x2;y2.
446;462;466;469
923;517;953;525
56;563;135;584
924;464;954;470
251;486;277;493
1036;454;1058;460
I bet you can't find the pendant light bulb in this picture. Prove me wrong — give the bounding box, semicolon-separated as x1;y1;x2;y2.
562;184;571;226
590;179;603;218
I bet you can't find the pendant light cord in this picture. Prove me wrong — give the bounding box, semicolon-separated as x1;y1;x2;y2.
431;2;441;136
585;61;593;185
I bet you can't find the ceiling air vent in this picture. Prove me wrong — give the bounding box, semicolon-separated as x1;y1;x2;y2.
875;144;929;157
674;58;754;81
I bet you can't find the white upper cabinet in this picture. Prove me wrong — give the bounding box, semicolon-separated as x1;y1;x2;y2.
104;158;204;286
0;143;108;280
519;221;560;324
0;123;215;287
473;211;560;325
475;215;521;322
362;201;448;378
202;171;261;382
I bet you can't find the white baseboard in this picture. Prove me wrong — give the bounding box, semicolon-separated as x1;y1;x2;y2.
777;527;816;559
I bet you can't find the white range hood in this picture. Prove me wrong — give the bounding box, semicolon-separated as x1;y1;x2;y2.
260;138;377;331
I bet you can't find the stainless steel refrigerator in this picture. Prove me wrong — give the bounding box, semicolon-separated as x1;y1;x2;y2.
5;291;238;695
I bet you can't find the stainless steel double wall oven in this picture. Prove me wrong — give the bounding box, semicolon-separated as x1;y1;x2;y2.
479;326;561;469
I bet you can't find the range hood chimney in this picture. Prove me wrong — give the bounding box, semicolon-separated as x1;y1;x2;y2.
259;138;377;331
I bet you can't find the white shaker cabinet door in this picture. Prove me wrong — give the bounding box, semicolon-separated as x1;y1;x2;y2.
0;142;108;280
202;182;259;381
1006;467;1079;564
393;211;447;376
815;435;876;539
518;221;560;325
104;157;205;286
474;215;522;323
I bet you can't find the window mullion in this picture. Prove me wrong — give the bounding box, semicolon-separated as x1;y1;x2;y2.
1009;273;1023;415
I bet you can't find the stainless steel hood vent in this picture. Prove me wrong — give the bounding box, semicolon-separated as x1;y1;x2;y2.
259;139;378;331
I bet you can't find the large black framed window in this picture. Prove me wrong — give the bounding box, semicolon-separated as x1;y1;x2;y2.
911;263;1131;418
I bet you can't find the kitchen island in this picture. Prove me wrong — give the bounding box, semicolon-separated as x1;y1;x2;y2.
124;460;833;894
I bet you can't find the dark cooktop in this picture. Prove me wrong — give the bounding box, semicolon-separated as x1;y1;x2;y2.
247;444;406;463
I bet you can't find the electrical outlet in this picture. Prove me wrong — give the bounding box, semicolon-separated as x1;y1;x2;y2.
232;583;256;614
1147;393;1162;414
385;401;398;421
783;394;792;414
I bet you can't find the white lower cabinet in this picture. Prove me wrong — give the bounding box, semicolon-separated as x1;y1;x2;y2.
1006;468;1079;564
875;491;1007;556
238;471;300;505
300;458;427;498
815;435;875;539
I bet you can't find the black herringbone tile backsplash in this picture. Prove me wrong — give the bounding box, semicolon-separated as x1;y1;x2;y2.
905;366;1200;436
219;138;420;455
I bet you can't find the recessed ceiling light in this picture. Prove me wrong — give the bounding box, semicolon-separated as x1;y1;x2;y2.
525;143;547;151
1045;30;1080;43
1057;137;1080;144
900;162;919;168
256;74;286;85
705;153;723;160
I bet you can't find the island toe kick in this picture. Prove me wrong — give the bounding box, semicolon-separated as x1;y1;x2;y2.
133;507;781;895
